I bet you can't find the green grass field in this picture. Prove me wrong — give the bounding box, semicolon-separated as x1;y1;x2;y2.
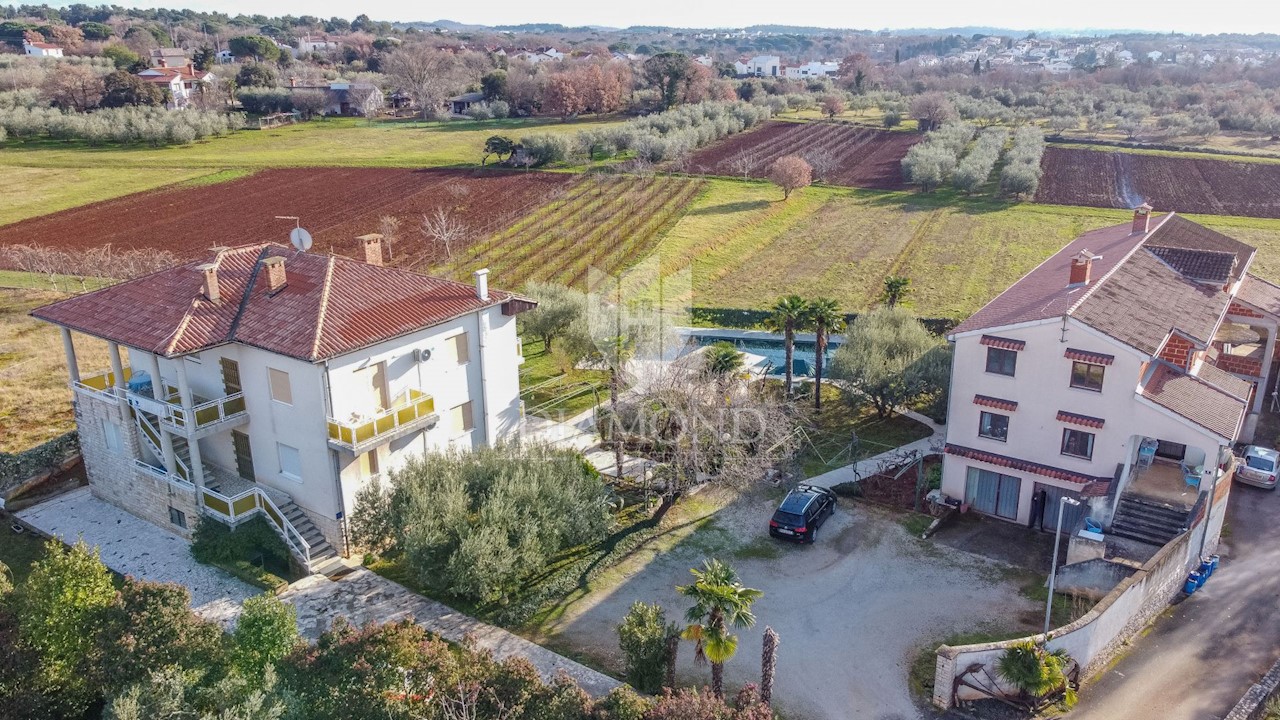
0;166;221;226
646;178;1280;319
0;116;620;171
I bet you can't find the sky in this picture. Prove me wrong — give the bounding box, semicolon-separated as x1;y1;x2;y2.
112;0;1280;36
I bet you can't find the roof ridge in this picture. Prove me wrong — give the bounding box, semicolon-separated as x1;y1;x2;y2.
311;254;336;361
226;246;272;345
1065;214;1174;317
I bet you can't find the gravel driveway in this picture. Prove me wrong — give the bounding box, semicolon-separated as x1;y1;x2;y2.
541;492;1038;720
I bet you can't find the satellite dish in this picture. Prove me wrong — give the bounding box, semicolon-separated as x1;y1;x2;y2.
290;227;313;252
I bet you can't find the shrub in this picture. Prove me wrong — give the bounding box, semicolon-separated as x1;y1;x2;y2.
883;110;902;127
520;132;572;166
465;102;494;120
618;601;676;693
232;594;298;683
952;126;1007;193
1000;125;1045;197
190;515;291;580
489;99;511;118
353;444;613;603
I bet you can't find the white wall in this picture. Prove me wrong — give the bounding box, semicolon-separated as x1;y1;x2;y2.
941;318;1224;524
324;304;523;521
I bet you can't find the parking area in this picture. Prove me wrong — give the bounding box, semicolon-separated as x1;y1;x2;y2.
541;491;1041;720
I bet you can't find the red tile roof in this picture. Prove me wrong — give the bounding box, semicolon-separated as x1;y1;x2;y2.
1064;348;1114;365
26;41;61;49
953;213;1255;358
1236;274;1280;317
32;244;528;362
1056;410;1105;429
1140;362;1246;441
974;394;1018;411
944;443;1114;485
979;334;1025;351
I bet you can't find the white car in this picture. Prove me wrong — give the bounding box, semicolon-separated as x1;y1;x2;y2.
1237;446;1280;489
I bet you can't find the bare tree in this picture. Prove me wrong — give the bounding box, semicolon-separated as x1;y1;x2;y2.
383;46;463;120
347;84;383;119
378;215;402;262
420;208;469;260
729;150;758;180
803;147;839;183
446;182;472;203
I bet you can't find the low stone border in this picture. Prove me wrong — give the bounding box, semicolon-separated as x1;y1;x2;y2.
1226;655;1280;720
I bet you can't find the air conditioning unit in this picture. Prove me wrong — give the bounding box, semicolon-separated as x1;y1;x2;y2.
414;348;432;363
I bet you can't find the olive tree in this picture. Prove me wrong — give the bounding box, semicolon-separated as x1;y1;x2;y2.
827;307;947;419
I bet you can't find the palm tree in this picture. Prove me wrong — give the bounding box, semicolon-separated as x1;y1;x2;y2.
703;341;744;378
766;295;810;400
996;641;1078;711
677;559;763;700
806;297;845;411
760;626;779;706
880;275;911;308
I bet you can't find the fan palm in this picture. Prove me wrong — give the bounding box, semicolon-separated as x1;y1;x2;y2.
766;295;810;399
703;341;745;383
677;559;763;699
805;297;845;411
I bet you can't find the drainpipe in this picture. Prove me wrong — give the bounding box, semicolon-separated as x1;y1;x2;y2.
476;308;493;445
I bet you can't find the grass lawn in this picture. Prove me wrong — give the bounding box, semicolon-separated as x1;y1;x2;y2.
0;166;219;226
0;527;50;586
0;269;114;292
519;341;609;418
0;288;110;453
0;116;623;171
795;385;934;478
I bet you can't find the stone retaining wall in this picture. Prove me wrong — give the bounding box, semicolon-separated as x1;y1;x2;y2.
1226;656;1280;720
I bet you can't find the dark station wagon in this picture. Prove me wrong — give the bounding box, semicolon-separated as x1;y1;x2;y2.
769;484;837;543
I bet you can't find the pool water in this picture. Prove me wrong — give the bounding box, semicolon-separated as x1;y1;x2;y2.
690;335;839;377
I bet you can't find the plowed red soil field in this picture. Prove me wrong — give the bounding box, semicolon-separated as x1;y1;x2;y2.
0;168;574;266
690;120;921;189
1036;147;1280;218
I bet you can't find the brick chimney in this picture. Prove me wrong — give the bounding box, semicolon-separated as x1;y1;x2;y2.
1132;203;1153;234
197;263;220;302
357;234;383;266
262;256;287;293
157;57;167;68
1069;250;1098;286
474;268;490;301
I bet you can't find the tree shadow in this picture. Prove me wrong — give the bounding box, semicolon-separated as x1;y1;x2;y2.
688;200;772;216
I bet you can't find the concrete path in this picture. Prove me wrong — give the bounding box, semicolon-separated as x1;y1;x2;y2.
16;487;623;697
15;487;256;626
1062;483;1280;720
807;409;945;489
280;569;622;697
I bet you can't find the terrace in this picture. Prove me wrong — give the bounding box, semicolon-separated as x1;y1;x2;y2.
327;388;438;454
74;366;248;437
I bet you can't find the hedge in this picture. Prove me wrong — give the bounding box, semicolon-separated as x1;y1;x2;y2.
689;307;957;337
0;431;79;495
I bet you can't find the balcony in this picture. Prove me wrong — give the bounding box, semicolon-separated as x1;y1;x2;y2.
327;388;438;453
125;382;247;438
72;367;132;401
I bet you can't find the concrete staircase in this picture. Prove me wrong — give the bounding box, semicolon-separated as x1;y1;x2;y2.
171;435;214;484
202;476;341;575
1110;495;1191;546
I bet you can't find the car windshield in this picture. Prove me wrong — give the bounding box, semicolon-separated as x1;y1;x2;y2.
772;511;804;526
1247;455;1276;472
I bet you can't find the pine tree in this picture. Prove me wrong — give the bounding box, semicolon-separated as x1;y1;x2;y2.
973;57;982;74
894;47;901;64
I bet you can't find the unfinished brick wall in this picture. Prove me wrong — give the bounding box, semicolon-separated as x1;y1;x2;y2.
1228;302;1265;319
1213;352;1264;377
1158;335;1195;370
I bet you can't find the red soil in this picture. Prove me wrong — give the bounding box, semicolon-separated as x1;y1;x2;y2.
690;120;922;190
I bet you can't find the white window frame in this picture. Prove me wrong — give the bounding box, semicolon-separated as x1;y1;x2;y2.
103;419;122;452
277;442;302;480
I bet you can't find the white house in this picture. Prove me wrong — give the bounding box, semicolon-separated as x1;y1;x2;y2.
784;61;839;78
297;36;339;54
1043;59;1074;74
216;49;235;64
34;237;533;574
149;48;188;67
23;40;63;57
941;207;1265;553
135;65;218;109
745;55;781;77
694;55;715;67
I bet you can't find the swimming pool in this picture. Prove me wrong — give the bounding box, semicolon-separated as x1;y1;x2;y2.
688;334;840;377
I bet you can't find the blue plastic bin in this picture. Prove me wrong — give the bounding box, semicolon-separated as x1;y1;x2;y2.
1184;571;1204;594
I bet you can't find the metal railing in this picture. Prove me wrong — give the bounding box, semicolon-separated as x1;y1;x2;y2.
327;388;436;450
200;485;312;568
126;388;247;435
133;458;193;489
131;408;193;481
